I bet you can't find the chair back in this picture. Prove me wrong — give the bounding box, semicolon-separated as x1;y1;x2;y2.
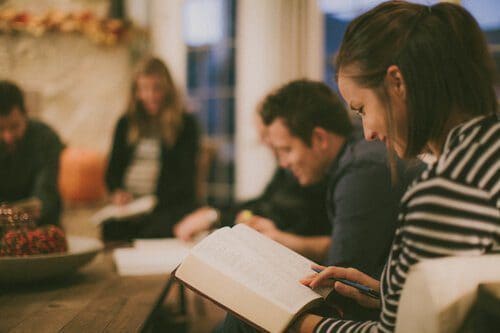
395;254;500;333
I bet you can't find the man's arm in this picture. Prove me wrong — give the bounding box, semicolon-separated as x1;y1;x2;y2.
274;232;331;263
244;216;331;263
32;129;64;226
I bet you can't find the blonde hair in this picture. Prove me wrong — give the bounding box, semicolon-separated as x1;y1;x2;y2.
126;56;184;147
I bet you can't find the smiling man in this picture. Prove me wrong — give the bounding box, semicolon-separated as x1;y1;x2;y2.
260;80;425;319
260;80;416;278
0;80;64;226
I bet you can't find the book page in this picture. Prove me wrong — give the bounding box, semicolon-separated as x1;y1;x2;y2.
231;224;332;298
189;226;324;314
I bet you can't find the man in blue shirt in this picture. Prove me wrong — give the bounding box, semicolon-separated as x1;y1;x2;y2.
259;80;421;278
216;80;423;331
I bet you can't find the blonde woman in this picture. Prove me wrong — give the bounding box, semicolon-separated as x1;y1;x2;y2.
104;57;200;240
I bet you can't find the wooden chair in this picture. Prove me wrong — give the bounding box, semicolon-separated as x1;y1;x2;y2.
196;138;218;204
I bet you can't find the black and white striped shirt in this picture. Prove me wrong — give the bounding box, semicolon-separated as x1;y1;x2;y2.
315;114;500;333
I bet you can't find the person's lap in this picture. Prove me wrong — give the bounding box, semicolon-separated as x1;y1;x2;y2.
213;314;258;333
101;206;191;241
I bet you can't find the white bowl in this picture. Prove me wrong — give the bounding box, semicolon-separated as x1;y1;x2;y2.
0;235;103;283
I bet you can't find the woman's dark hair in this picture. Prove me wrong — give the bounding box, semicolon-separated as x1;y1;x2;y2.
336;1;497;158
260;79;352;145
0;80;26;116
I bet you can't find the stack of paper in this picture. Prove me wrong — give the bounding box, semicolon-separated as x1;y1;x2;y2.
112;238;191;276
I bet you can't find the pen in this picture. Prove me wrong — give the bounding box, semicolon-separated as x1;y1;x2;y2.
312;267;380;299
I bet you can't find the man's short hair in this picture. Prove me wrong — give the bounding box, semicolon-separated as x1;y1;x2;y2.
0;80;26;116
260;79;352;145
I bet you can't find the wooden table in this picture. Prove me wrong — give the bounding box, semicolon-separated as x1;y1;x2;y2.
0;251;173;333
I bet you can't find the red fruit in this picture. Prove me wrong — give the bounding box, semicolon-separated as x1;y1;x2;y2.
0;225;68;257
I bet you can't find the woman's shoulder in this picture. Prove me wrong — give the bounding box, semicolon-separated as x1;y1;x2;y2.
181;112;200;133
113;114;130;132
182;112;198;125
401;114;499;207
116;113;129;125
434;114;499;192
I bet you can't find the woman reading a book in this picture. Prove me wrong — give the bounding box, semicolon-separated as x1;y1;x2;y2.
295;2;499;332
103;56;200;240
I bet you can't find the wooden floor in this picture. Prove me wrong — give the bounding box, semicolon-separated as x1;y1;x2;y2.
62;204;226;333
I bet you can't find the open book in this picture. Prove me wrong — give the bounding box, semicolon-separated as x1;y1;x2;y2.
174;224;331;332
90;195;157;226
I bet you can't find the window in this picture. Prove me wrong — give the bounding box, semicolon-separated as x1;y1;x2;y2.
184;0;237;206
462;0;500;99
321;0;430;91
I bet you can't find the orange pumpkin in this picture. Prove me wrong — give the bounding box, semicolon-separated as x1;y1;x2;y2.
58;148;107;203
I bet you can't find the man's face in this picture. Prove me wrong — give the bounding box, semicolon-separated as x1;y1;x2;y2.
0;107;27;153
267;118;328;186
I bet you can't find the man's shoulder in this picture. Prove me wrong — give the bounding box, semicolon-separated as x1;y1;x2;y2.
340;137;388;168
326;138;390;193
27;120;63;145
28;119;57;134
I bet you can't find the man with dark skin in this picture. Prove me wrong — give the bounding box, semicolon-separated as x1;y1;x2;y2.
0;80;64;226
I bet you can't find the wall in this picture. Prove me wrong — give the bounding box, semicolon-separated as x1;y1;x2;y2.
0;0;132;153
149;0;187;90
235;0;324;200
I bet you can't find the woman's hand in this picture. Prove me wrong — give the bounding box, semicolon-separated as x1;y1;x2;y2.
301;265;381;309
111;189;133;206
173;206;218;241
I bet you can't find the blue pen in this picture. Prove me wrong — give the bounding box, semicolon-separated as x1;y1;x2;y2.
312;267;380;299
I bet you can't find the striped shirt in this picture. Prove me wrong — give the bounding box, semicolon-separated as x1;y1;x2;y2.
315;114;500;333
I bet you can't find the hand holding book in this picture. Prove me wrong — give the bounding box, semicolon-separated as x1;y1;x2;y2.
300;264;381;309
174;224;334;332
110;189;134;206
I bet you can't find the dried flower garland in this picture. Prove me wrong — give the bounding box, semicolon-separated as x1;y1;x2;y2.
0;9;138;45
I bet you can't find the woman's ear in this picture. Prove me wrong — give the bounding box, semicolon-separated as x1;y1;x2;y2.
386;65;406;99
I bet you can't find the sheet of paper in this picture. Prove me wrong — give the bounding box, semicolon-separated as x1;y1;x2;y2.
90;195;157;225
113;237;191;276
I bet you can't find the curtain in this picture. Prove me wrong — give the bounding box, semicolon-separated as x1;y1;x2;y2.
235;0;324;200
